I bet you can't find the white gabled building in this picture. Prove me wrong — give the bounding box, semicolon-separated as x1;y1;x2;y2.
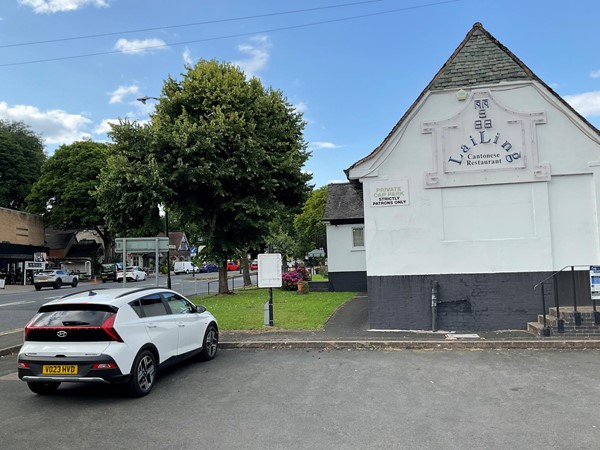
327;22;600;331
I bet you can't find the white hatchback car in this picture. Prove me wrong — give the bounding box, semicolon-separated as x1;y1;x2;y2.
18;287;218;397
116;266;147;282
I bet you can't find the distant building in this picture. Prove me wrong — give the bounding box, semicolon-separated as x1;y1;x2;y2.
326;23;600;331
0;207;48;284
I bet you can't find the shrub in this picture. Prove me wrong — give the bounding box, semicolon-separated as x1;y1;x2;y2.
317;266;328;278
281;270;304;291
298;281;310;295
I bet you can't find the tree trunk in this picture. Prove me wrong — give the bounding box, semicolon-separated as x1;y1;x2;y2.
241;253;252;287
218;261;230;294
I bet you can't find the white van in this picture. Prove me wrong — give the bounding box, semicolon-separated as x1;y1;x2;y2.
173;261;199;274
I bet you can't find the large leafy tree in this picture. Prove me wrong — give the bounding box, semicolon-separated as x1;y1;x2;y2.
294;185;328;257
26;140;113;256
95;121;164;237
102;59;311;293
0;120;45;210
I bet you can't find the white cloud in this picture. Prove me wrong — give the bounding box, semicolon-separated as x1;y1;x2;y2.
93;118;118;135
564;91;600;116
591;70;600;79
113;38;168;55
108;84;139;104
0;101;91;145
293;102;308;113
19;0;109;13
233;35;271;78
183;47;194;66
309;141;342;150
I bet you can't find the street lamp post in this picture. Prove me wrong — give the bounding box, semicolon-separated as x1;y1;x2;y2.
137;95;171;290
165;209;172;290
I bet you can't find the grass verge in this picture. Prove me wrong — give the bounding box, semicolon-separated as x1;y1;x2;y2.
191;287;356;330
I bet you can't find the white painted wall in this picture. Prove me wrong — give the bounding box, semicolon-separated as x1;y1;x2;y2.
325;223;366;273
349;82;600;276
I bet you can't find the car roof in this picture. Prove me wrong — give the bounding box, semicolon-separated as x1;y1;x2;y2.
42;287;182;308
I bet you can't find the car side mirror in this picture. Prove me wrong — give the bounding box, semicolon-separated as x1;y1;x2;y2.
194;305;206;313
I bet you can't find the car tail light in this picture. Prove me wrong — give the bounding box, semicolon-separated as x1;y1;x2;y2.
101;314;123;342
92;363;117;370
24;315;39;341
18;362;29;369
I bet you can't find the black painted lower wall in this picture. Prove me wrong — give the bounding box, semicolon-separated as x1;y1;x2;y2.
367;270;593;331
329;271;367;292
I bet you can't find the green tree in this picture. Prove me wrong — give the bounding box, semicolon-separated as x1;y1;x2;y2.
95;120;164;238
26;140;113;257
103;59;311;293
294;185;328;257
0;120;45;210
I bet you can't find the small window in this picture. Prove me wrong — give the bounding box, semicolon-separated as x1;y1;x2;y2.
163;292;193;315
352;227;364;248
140;294;168;317
129;299;143;317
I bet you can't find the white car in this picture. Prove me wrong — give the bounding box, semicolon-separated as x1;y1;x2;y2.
33;269;78;291
116;266;146;282
17;287;219;397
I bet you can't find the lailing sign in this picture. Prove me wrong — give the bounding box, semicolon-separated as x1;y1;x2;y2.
590;266;600;301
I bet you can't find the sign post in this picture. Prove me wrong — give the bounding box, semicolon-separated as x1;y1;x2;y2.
590;266;600;324
258;253;282;326
115;237;169;287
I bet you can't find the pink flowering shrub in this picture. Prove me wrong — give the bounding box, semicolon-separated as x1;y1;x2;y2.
281;269;309;290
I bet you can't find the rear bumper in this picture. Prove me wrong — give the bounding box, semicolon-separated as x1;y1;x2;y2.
18;354;128;384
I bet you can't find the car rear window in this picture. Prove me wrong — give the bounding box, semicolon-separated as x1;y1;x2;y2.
31;309;113;327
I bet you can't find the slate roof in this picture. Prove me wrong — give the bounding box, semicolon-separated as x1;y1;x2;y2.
323;183;364;224
429;22;530;90
45;228;76;250
346;22;600;177
66;242;103;258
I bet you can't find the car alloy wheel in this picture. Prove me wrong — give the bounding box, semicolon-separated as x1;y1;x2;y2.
199;326;218;361
128;350;156;397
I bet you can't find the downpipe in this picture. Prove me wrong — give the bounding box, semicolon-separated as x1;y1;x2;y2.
431;280;439;332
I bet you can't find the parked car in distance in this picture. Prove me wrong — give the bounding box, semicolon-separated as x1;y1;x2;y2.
116;266;146;282
33;269;78;291
226;261;239;271
174;261;199;275
17;287;219;397
200;263;218;273
250;260;258;271
100;263;119;283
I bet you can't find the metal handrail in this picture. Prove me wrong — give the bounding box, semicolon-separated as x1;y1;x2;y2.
533;265;591;290
533;264;595;335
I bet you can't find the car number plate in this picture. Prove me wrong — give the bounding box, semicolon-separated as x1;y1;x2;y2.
42;365;78;375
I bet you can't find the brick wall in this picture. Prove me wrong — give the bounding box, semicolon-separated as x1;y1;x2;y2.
366;271;581;331
329;271;367;292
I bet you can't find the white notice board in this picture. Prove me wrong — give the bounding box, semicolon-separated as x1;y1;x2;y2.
258;253;282;288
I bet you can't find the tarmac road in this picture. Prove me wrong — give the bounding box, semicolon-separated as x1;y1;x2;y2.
1;348;599;449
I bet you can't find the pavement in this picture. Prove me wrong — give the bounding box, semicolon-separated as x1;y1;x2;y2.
2;285;600;356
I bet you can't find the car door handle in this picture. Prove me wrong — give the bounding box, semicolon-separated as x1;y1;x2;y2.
147;323;157;328
177;322;185;327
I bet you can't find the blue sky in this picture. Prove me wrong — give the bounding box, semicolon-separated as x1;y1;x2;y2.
2;0;600;189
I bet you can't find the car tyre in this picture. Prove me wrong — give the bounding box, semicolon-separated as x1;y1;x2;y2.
71;278;78;287
198;325;218;361
128;350;156;397
34;285;41;291
53;279;62;289
27;381;60;395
